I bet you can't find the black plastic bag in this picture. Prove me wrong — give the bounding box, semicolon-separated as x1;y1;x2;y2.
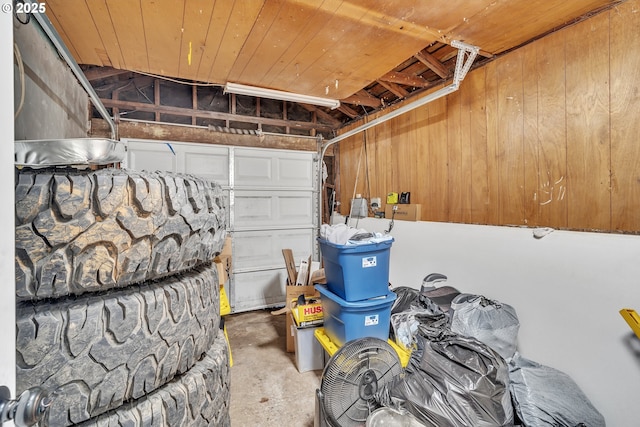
450;293;520;360
377;325;514;427
509;352;605;427
391;286;422;315
390;287;449;349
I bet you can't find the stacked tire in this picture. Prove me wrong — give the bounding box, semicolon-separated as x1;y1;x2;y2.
15;168;231;426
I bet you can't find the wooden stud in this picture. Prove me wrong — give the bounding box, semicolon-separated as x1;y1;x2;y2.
192;85;198;126
99;98;336;132
154;79;160;122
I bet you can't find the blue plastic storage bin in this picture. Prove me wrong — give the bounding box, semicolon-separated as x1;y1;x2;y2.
315;284;396;347
318;237;393;302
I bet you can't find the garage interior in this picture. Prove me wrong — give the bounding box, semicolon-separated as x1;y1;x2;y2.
5;0;640;425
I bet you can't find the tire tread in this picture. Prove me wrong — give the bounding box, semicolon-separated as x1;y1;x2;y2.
15;168;227;301
16;265;221;426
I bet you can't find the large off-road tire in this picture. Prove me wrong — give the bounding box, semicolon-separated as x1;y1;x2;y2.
16;264;221;426
75;327;231;427
15;168;226;301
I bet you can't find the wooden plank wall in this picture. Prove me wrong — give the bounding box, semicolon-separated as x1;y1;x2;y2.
337;1;640;233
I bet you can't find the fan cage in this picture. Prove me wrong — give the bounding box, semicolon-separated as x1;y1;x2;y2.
321;337;402;426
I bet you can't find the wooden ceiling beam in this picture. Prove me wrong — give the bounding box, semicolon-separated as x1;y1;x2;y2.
100;98;336;132
84;66;131;81
375;80;409;99
379;71;430;87
341;91;383;108
298;104;343;127
92;76;155;95
336;104;359;119
90;119;318;151
414;50;449;79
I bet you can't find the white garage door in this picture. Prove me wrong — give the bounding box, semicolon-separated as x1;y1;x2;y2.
123;139;318;312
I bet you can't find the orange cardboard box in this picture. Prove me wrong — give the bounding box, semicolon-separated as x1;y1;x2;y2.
384;204;421;221
285;284;319;352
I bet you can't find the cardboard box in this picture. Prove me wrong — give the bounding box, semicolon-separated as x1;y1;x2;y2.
285;284;320;352
214;235;233;282
215;260;228;285
220;235;232;256
286;314;295;353
384;204;421;221
291;296;323;327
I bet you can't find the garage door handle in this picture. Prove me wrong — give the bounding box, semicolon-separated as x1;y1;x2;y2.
0;385;53;427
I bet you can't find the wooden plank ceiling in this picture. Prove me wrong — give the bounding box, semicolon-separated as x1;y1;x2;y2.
45;0;621;128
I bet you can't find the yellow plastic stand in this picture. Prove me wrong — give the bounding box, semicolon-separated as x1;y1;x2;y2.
220;285;231;316
314;327;411;368
221;285;233;367
620;308;640;340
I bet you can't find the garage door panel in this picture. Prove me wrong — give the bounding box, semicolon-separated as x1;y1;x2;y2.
183;147;228;184
234;191;313;228
235;154;272;184
232;269;287;313
278;157;313;183
126;141;177;172
279;194;313;223
125;140;229;185
234;194;273;224
233;229;313;271
235;148;313;189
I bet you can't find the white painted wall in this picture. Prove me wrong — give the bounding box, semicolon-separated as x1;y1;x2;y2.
349;216;640;426
1;5;16;404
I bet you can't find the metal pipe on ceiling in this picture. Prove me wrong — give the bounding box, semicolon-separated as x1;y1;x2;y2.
317;40;479;232
321;83;458;157
31;7;117;140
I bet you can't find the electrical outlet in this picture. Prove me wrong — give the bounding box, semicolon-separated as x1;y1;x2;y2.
370;197;381;210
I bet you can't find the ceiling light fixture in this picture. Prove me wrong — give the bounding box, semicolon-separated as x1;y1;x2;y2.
223;82;341;109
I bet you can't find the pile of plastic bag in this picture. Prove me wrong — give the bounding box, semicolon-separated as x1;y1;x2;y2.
376;274;606;427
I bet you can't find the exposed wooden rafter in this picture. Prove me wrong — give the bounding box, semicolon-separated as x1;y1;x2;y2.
414;50;449;79
337;104;359;119
379;71;430;87
341;90;382;108
298;104;342;127
84;66;131;81
376;80;409;99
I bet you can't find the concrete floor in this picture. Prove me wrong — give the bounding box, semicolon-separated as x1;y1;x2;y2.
226;309;322;427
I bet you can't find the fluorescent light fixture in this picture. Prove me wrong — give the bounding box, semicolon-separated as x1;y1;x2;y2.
223;82;340;109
